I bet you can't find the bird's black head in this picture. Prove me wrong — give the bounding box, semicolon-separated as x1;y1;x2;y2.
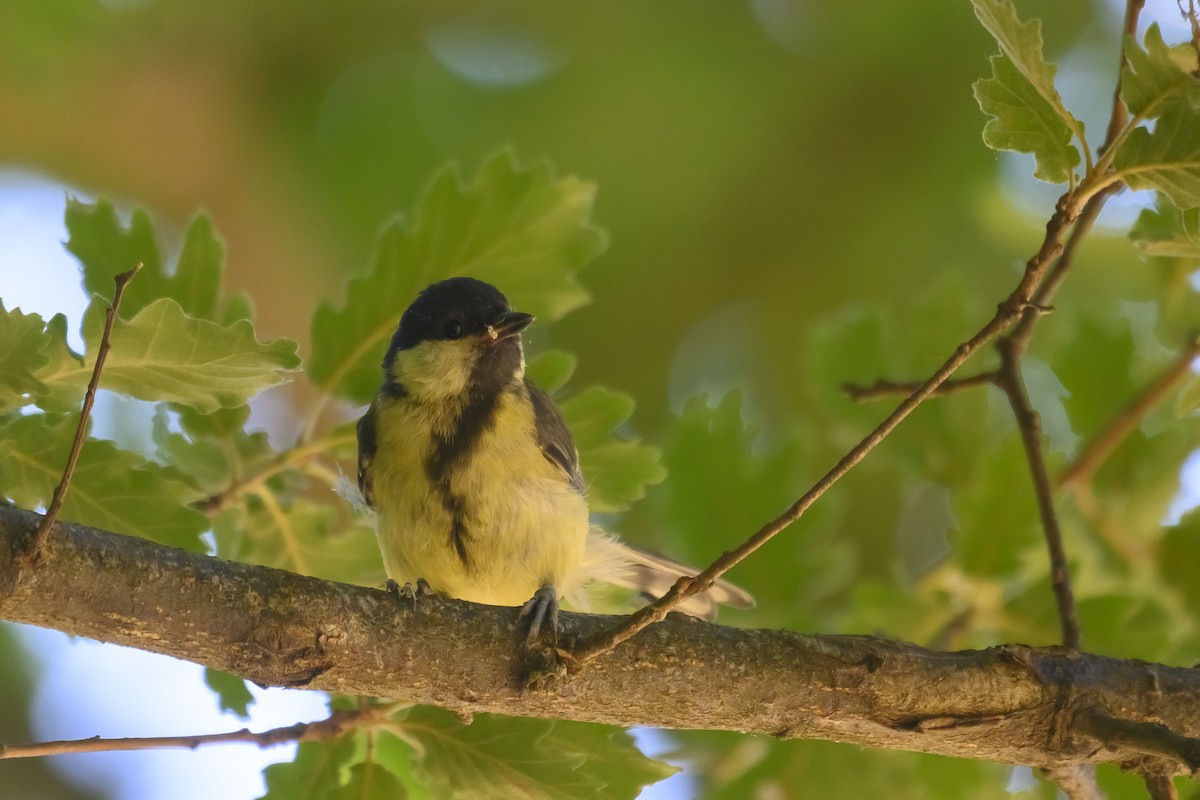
382;277;534;399
390;277;513;352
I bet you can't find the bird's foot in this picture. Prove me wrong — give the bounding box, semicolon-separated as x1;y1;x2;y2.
517;584;559;651
386;578;432;609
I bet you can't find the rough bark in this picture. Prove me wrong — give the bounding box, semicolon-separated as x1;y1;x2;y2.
2;504;1198;774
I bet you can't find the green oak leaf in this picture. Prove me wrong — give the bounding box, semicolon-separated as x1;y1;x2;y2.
952;434;1040;578
1129;198;1200;263
65;199;225;320
969;0;1084;176
203;668;255;719
31;313;86;413
73;297;299;413
1177;374;1200;417
1120;24;1200;120
377;708;675;800
557;386;666;513
1113;102;1200;208
973;53;1080;183
330;762;409;800
0;302;51;412
260;739;359;800
215;498;383;585
0;412;207;549
152;404;274;496
525;349;578;393
638;392;851;628
1113;25;1200;207
1161;512;1200;610
693;734;1013;800
309;150;606;405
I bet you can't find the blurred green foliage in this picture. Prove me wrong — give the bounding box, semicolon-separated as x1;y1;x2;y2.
1;0;1199;797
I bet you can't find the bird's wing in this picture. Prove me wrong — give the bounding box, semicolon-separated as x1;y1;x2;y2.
356;403;377;509
526;379;585;494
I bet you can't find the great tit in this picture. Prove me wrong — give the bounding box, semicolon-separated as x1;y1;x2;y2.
356;277;752;644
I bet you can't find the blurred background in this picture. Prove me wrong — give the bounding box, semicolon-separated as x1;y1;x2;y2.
2;0;1194;798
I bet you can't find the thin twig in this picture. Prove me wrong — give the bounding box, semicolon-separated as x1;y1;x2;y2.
1144;771;1179;800
1008;0;1139;356
983;0;1144;654
996;339;1081;650
572;198;1085;665
1006;187;1115;356
1042;765;1104;800
1060;338;1200;490
1105;0;1144;155
842;371;997;402
19;263;143;567
194;430;357;515
0;707;378;760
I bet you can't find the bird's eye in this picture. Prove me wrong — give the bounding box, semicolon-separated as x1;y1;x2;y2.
442;320;463;339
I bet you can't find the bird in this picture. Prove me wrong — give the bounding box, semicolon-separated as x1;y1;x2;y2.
356;276;752;645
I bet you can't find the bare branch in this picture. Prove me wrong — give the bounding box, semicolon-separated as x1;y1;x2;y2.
1144;770;1180;800
0;707;376;760
1043;765;1104;800
20;264;142;568
996;339;1081;650
842;371;997;402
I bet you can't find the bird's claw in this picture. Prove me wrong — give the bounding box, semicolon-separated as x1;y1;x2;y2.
386;578;432;609
517;585;559;651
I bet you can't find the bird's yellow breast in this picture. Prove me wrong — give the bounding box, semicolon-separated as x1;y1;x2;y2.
369;388;589;606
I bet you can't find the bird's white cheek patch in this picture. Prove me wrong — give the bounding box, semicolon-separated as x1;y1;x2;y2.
393;339;476;400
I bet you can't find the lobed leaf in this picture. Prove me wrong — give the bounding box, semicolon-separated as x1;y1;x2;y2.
65;199;226;321
31;313;86;413
973;53;1080;183
330;762;410;800
203;668;255;719
0;412;207;549
525;349;577;393
0;302;51;412
971;0;1085;155
557;386;666;513
214;498;383;585
72;298;300;413
1129;199;1200;264
308;150;605;405
260;739;359;800
1121;24;1200;120
377;708;675;800
1113;103;1200;208
152;404;274;496
1113;24;1200;208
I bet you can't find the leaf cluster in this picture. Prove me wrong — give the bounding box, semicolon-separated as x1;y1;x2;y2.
261;705;674;800
0;151;676;796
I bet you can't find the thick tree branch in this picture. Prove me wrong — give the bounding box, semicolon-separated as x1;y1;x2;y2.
3;505;1200;775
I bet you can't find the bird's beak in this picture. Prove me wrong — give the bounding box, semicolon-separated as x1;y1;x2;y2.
483;311;534;344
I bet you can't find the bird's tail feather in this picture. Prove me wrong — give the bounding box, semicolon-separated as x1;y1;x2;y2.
576;527;754;621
